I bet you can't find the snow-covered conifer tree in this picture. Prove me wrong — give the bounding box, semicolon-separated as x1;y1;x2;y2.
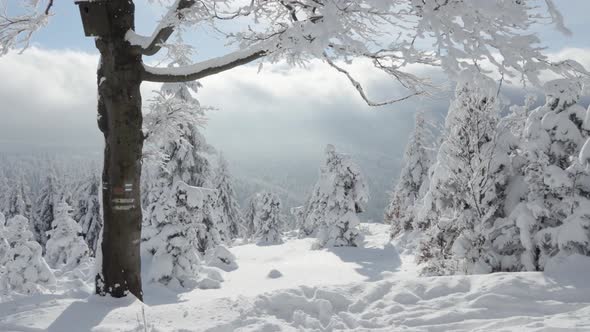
0;212;8;264
143;182;219;288
213;153;245;240
496;79;590;271
5;178;32;221
73;175;102;255
142;36;214;201
45;203;90;270
245;192;284;245
301;145;368;248
417;74;512;275
33;173;60;247
141;37;222;258
385;110;435;236
2;214;55;294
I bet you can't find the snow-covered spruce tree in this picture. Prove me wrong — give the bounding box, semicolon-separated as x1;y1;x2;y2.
385;110;435;236
142;36;214;195
5;177;32;221
0;170;9;215
417;74;512;275
213;153;245;240
141;37;225;254
0;212;8;264
245;192;284;245
301;145;369;248
142;181;219;288
495;79;590;271
33;173;60;247
45;203;90;270
2;214;55;294
73;174;103;256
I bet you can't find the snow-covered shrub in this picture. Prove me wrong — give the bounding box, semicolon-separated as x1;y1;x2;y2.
384;110;435;236
302;145;368;248
45;203;90;270
1;214;55;294
246;192;284;245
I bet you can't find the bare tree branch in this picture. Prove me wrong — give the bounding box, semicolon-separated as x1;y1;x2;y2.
323;54;424;107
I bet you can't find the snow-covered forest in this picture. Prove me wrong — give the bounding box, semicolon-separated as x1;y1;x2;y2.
1;0;590;331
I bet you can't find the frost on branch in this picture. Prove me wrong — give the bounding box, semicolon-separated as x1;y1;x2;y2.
0;0;53;56
300;145;368;248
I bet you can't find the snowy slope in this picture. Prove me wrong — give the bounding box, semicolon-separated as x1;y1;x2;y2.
1;223;589;332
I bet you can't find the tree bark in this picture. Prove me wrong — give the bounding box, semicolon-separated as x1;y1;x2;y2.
94;0;144;301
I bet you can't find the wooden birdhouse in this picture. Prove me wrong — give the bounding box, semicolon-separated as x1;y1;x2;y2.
75;1;111;37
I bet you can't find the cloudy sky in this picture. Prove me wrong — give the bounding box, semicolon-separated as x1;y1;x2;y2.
1;0;590;219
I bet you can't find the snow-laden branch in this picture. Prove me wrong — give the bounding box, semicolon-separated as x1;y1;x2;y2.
0;0;53;56
126;0;196;56
142;46;267;82
324;55;424;107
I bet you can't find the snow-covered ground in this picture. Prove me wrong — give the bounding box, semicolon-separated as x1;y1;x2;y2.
1;223;589;331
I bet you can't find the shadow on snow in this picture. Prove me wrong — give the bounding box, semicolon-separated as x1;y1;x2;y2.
327;243;402;282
